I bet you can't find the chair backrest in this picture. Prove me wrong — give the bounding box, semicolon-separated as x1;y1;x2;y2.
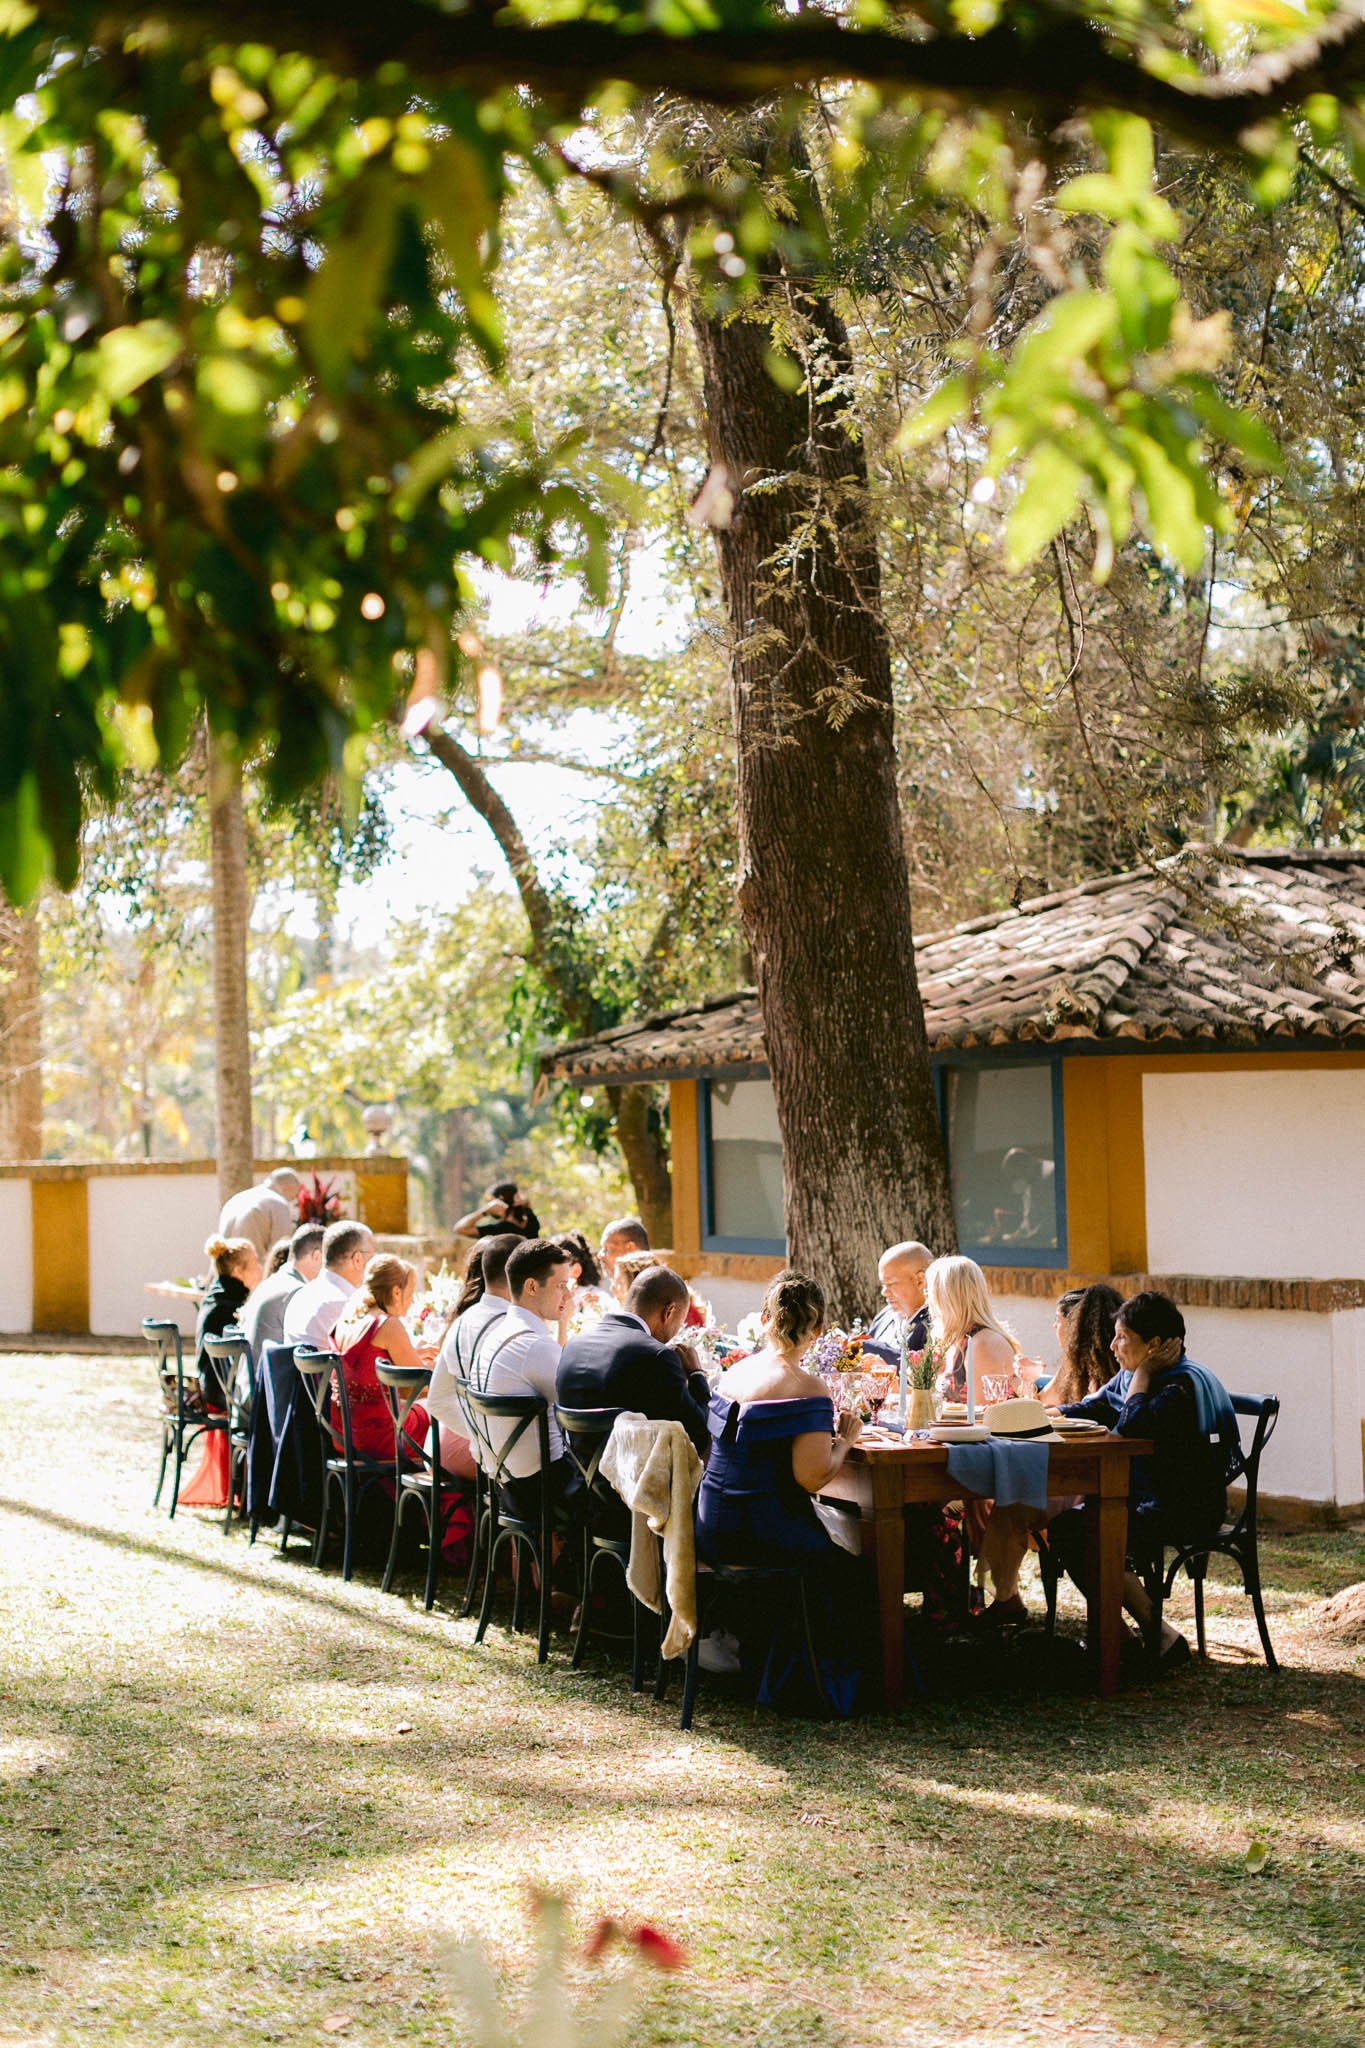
293;1347;338;1447
1227;1393;1279;1530
142;1318;186;1408
203;1329;253;1429
460;1385;550;1491
374;1361;433;1476
554;1405;627;1501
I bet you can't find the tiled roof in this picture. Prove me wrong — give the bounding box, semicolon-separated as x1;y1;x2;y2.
541;849;1365;1082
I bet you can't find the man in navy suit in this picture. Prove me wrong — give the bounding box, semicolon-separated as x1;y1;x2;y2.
863;1239;934;1364
556;1264;711;1456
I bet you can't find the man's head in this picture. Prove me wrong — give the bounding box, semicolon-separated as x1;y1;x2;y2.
599;1215;649;1288
624;1263;691;1347
489;1179;519;1206
322;1219;374;1286
267;1167;301;1198
289;1223;326;1283
879;1239;933;1319
506;1237;575;1326
477;1232;521;1301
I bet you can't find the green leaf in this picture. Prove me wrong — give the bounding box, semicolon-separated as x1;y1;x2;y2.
896;373;970;451
305;173;397;385
1005;443;1084;568
1104;226;1178;353
1181;377;1281;471
1243;1840;1270;1876
93;321;180;402
1123;428;1206;571
1054;173;1127;221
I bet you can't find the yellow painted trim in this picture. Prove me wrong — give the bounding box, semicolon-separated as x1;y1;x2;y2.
355;1167;408;1234
669;1080;701;1256
1104;1059;1147;1271
31;1178;89;1333
1062;1060;1110;1273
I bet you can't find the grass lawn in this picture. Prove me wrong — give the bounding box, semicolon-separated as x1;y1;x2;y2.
1;1352;1361;2048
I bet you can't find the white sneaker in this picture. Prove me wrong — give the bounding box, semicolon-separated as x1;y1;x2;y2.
697;1628;742;1675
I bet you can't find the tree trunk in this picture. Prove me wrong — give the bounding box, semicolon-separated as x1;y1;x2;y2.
425;724;674;1231
0;894;41;1161
607;1080;673;1244
688;125;956;1318
207;732;255;1206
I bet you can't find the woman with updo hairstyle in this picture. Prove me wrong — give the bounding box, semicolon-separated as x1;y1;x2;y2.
195;1234;262;1407
330;1254;439;1468
694;1270;874;1714
177;1233;263;1509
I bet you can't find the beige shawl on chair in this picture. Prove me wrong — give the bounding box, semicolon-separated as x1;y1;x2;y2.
600;1414;703;1658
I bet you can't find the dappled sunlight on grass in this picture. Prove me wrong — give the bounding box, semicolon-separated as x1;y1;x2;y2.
1;1353;1362;2048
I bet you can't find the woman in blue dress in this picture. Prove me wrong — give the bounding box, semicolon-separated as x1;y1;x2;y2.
696;1271;872;1712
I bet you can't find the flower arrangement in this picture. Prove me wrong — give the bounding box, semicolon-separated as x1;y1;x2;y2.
296;1170;342;1224
907;1335;949;1392
436;1892;683;2048
736;1310;764;1353
803;1325;868;1376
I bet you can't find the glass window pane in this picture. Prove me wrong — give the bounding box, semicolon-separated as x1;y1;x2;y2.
708;1079;784;1244
945;1064;1059;1254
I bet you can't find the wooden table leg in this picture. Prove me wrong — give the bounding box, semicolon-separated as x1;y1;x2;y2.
869;1460;907;1711
1086;1492;1128;1698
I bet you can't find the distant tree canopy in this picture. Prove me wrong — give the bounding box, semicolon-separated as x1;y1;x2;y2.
2;0;1363;898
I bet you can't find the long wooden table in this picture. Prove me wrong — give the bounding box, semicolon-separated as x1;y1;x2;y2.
819;1431;1149;1707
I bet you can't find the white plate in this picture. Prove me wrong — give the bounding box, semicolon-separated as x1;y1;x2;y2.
1052;1417;1107;1434
927;1423;990;1443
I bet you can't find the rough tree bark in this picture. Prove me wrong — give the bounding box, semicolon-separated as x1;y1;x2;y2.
688;124;956;1318
425;725;672;1236
207;731;255;1206
0;895;41;1160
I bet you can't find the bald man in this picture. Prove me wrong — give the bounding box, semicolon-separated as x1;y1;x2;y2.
864;1240;933;1362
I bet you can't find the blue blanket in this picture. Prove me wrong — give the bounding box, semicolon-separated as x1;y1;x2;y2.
945;1438;1050;1511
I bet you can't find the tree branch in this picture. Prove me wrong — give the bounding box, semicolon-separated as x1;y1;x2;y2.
33;2;1365;154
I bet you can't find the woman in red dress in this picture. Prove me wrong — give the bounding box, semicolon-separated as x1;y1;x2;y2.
330;1256;434;1465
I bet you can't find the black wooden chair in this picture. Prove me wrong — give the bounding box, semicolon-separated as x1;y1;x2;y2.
375;1361;471;1610
142;1317;226;1522
554;1404;646;1689
202;1329;253;1535
460;1387;555;1664
1041;1392;1281;1670
677;1559;832;1731
294;1347;390;1581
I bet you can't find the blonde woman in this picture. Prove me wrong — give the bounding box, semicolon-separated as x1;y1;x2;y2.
924;1255;1023;1410
331;1255;435;1465
925;1255;1035;1625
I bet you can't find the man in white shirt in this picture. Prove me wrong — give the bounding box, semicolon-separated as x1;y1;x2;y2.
282;1220;373;1351
218;1169;301;1263
464;1237;576;1518
425;1233;520;1479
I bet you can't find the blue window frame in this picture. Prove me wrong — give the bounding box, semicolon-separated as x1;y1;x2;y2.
935;1053;1068;1269
699;1076;786;1256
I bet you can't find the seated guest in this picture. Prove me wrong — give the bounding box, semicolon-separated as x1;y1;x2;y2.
218;1168;300;1263
282;1219;373;1352
925;1254;1031;1622
598;1214;649;1294
555;1229;611;1319
864;1239;933;1363
557;1263;711;1456
1019;1283;1123;1405
262;1238;292;1280
241;1224;326;1361
1049;1291;1237;1668
425;1234;521;1479
465;1237;578;1520
195;1235;262;1408
454;1179;541;1243
696;1270;872;1713
610;1247;659;1307
330;1256;434;1464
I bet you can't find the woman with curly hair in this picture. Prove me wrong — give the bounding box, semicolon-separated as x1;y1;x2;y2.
1020;1284;1124;1406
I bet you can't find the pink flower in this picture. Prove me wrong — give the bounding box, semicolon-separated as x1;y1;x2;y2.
629;1926;685;1972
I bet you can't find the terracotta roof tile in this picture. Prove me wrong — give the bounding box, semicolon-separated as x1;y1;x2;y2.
541;848;1365;1081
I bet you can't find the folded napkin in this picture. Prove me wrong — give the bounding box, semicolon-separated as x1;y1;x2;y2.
600;1413;703;1658
945;1438;1050;1511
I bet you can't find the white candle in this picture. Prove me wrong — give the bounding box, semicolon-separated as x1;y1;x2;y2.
966;1333;976;1428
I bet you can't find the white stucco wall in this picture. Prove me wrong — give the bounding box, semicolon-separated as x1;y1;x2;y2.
0;1181;33;1331
1144;1068;1365;1279
87;1174;220;1337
